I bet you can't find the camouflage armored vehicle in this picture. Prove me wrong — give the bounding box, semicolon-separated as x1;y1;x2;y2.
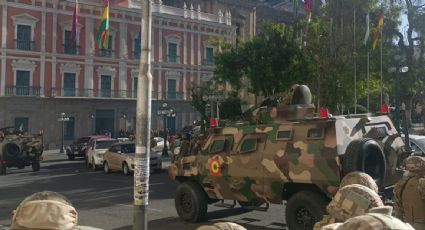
168;85;410;230
0;126;44;175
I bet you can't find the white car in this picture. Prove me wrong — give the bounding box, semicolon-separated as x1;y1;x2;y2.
402;134;425;155
86;138;118;170
153;136;169;152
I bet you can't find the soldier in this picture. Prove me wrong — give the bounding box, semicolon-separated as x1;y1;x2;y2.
196;222;246;230
314;172;380;229
10;191;102;230
313;184;383;230
320;206;415;230
393;155;425;229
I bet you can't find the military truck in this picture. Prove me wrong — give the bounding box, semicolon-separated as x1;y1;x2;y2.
0;127;44;175
168;85;410;230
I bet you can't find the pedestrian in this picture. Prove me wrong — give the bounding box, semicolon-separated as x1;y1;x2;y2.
313;184;383;230
10;191;102;230
314;172;380;229
393;156;425;229
320;206;414;230
196;222;246;230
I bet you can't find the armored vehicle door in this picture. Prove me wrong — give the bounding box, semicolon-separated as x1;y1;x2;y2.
198;134;237;200
227;133;266;203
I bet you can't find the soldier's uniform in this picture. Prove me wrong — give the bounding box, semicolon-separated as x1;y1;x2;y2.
314;173;381;230
393;156;425;229
321;206;415;230
10;191;102;230
196;222;246;230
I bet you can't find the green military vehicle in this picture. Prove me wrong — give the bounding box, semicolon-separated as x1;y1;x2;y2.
0;126;44;175
168;85;410;230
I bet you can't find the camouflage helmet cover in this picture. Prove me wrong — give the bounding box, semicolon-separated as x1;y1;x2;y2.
405;156;425;172
339;172;379;193
326;184;383;222
329;213;415;230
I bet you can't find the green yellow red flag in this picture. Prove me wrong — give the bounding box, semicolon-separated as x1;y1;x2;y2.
97;0;110;49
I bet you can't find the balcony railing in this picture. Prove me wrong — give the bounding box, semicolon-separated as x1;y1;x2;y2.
167;55;180;63
204;59;214;66
51;88;186;100
14;39;35;51
63;44;80;55
6;86;41;96
99;49;114;58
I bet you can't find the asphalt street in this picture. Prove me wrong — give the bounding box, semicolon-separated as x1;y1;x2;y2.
0;151;287;230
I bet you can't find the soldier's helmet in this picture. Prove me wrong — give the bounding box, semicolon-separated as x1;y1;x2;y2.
326;184;383;222
328;213;415;230
196;222;247;230
339;172;379;193
405;156;425;172
10;191;102;230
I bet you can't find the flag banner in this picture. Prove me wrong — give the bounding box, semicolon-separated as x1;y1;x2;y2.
70;0;78;48
372;11;384;50
97;0;110;49
363;13;370;49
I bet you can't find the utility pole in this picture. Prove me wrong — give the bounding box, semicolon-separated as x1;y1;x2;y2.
134;0;152;229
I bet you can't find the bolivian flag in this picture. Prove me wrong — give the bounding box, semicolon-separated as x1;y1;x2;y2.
97;0;110;49
372;11;384;50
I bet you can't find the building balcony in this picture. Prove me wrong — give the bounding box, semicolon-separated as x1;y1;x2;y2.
99;49;114;58
51;88;186;100
5;86;41;96
63;44;80;55
14;39;35;51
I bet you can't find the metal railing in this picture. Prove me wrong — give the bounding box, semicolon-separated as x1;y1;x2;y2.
5;86;41;96
99;49;114;57
167;55;180;63
14;40;35;51
50;88;186;100
63;44;80;55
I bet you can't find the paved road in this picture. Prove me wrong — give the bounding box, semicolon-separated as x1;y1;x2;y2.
0;151;287;230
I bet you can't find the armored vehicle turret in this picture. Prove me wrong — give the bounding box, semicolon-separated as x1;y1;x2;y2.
168;85;410;230
0;126;44;175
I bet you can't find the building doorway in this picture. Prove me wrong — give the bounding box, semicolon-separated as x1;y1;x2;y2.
95;110;115;137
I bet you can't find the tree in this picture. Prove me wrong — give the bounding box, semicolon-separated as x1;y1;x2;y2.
214;23;313;97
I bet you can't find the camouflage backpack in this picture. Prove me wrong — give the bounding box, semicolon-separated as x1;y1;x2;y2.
339;172;379;193
326;184;383;222
405;156;425;173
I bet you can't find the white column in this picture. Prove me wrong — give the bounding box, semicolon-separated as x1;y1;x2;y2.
119;61;127;92
197;32;201;65
40;0;46;97
52;57;56;90
183;31;187;65
119;22;128;59
159;27;163;62
84;60;93;90
0;2;7;96
51;9;57;89
158;69;162;99
182;71;187;100
190;32;194;65
86;17;94;57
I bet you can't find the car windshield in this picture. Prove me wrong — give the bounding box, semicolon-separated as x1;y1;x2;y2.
413;138;425;152
77;137;91;143
96;140;117;149
121;144;135;154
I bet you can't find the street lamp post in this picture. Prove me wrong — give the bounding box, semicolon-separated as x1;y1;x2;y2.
58;112;69;153
156;103;175;157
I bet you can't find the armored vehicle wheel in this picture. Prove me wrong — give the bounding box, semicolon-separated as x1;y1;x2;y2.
104;162;110;174
122;163;130;176
342;138;386;187
285;191;329;230
175;181;208;222
31;161;40;172
0;161;6;175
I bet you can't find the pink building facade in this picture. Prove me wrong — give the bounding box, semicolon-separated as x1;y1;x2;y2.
0;0;235;147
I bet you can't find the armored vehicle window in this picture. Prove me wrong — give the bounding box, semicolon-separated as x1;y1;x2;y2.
307;128;324;139
277;130;292;140
209;140;225;154
240;138;257;154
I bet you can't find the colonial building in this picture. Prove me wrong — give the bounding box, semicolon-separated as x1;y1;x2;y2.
0;0;235;148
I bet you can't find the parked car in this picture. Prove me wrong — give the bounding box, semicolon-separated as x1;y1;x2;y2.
86;138;118;170
66;135;109;160
103;142;162;176
402;134;425;155
153;137;169;152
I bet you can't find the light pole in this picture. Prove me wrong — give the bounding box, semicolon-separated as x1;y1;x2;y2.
58;112;69;153
156;102;175;157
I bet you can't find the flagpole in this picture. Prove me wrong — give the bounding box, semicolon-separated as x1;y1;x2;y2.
354;9;357;114
367;51;370;112
380;35;383;105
